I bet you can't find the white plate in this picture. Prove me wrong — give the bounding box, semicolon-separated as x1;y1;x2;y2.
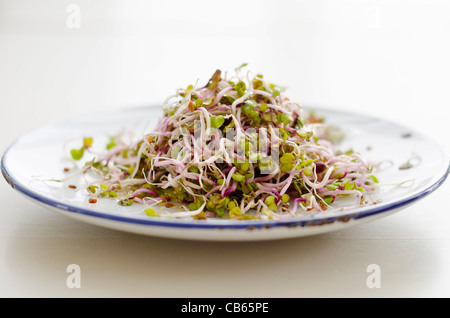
2;105;449;241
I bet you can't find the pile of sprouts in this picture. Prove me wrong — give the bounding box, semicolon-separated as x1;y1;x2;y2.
70;64;379;220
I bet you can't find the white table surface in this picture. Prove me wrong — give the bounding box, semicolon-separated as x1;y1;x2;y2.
1;0;450;298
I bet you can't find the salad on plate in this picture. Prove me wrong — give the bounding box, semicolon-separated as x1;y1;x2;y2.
64;64;379;220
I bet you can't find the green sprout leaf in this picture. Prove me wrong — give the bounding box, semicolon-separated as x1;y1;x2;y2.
144;207;159;217
326;184;338;191
195;98;203;107
229;207;242;218
272;86;281;97
259;103;268;112
344;182;355;191
188;202;199;211
106;137;116;150
203;98;213;106
323;196;334;205
210;115;225;128
118;198;134;206
70;147;84;161
188;166;200;173
232;173;245;182
108;191;117;198
237;63;248;69
89;185;98;193
277;113;290;125
234;81;246;98
264;196;275;206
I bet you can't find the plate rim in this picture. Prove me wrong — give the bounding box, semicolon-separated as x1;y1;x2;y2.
2;105;450;230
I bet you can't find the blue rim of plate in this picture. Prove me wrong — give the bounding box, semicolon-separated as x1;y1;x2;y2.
1;108;450;230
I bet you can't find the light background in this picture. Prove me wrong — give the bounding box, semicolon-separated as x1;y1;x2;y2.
0;0;449;297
